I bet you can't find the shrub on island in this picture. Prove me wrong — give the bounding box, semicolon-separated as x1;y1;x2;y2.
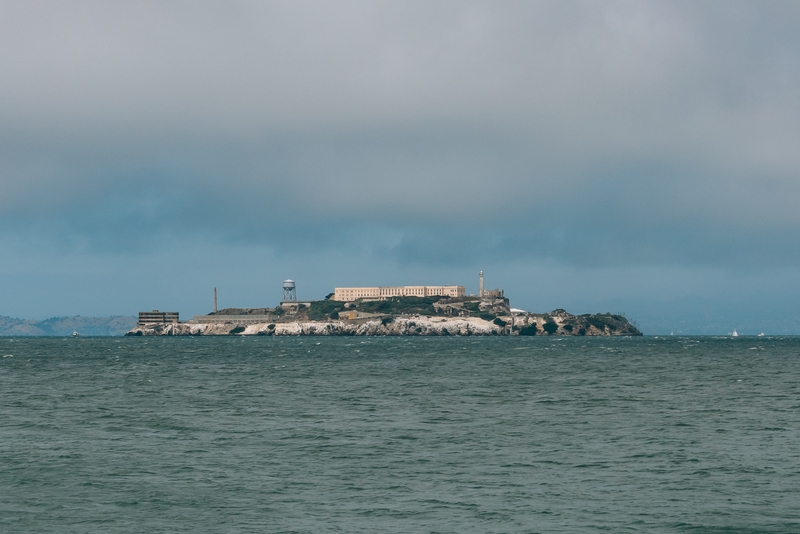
542;320;558;334
518;324;539;336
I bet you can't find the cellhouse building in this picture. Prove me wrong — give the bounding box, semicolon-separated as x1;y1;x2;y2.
333;285;465;302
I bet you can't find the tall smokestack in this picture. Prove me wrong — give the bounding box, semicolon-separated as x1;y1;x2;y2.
479;271;484;298
214;287;217;313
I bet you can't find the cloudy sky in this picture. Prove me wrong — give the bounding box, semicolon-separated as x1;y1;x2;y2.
1;0;799;333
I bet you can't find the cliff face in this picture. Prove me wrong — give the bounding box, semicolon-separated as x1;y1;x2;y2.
515;309;642;336
126;307;642;337
127;295;641;337
126;316;506;336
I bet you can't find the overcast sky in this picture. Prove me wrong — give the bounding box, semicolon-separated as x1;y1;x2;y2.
2;1;799;333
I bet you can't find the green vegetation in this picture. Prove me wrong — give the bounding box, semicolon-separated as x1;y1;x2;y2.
307;310;325;321
307;300;346;321
581;313;627;332
463;301;481;312
310;300;345;314
515;312;639;337
542;320;559;334
518;324;538;336
354;296;441;316
287;295;516;324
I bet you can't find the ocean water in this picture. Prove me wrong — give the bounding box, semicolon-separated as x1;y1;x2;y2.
1;336;799;533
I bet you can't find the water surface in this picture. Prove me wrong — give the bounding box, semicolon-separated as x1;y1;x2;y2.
1;336;798;532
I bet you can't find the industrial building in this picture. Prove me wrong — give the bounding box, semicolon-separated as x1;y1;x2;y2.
333;285;465;302
138;310;179;325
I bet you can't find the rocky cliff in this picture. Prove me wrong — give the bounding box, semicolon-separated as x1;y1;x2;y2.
126;298;642;337
514;309;642;336
127;315;506;336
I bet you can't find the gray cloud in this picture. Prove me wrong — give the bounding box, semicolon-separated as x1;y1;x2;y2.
2;1;800;322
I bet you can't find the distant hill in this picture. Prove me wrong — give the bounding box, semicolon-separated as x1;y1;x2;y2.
0;315;137;336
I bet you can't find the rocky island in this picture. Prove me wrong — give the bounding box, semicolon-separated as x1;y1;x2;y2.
126;296;642;337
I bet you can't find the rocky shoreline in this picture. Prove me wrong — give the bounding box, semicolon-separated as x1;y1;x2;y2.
126;307;642;337
127;315;504;336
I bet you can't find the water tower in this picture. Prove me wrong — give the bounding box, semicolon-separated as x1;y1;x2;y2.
283;279;297;302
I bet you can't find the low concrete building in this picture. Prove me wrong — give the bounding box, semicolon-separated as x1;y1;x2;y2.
334;285;465;302
138;310;179;325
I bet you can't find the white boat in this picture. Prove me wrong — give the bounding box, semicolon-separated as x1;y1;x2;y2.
72;331;80;337
732;329;738;337
758;332;765;337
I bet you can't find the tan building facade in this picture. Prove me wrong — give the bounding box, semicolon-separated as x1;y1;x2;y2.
334;285;466;302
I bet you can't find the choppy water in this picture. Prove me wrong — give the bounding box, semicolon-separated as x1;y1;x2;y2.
1;336;799;533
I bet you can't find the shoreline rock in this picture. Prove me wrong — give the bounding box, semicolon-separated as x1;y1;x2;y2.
126;310;642;337
126;316;506;336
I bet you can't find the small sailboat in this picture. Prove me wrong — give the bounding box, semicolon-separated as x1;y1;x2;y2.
732;329;739;337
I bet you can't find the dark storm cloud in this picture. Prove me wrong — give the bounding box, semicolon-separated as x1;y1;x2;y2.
2;0;800;268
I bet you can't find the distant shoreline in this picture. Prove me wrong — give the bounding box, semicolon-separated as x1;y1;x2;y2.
0;315;136;337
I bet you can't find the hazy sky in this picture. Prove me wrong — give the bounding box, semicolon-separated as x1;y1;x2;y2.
2;1;799;333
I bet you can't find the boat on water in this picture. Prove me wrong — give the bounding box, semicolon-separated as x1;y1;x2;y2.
732;329;739;337
72;331;80;337
758;332;765;337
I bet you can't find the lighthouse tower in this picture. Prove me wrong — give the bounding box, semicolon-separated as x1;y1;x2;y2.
479;271;484;298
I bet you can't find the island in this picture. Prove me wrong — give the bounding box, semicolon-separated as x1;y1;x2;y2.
126;295;642;337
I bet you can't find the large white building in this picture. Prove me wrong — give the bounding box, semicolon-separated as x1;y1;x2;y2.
334;285;465;302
